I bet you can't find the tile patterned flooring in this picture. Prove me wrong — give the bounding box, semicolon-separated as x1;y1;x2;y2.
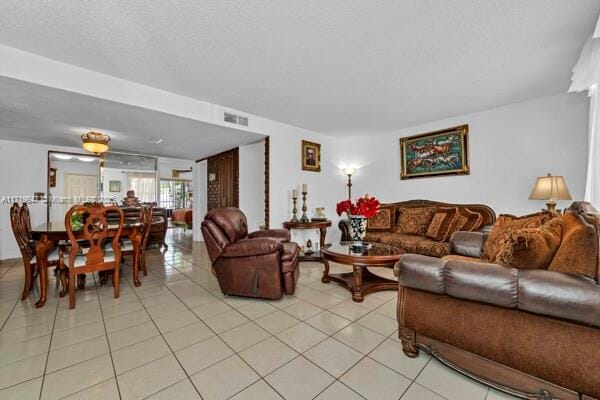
0;230;519;400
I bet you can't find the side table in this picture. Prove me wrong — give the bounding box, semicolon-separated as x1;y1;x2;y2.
282;220;332;262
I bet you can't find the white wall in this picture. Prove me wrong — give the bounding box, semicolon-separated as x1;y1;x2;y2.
193;160;207;241
343;92;589;216
158;157;193;180
239;141;265;232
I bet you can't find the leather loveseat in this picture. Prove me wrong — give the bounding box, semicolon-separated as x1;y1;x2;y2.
201;208;300;299
394;202;600;399
339;200;495;258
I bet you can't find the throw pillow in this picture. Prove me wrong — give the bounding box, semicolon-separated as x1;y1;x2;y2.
394;207;436;235
367;205;395;231
495;217;562;269
482;210;559;263
458;208;484;231
447;208;484;237
425;207;459;241
548;212;598;279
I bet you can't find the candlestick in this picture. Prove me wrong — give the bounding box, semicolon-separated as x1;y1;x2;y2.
291;192;299;222
300;190;309;223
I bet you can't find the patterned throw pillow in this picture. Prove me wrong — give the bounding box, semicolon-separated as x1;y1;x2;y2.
394;207;436;235
494;217;562;269
447;208;484;237
482;211;559;263
458;208;484;231
426;207;459;241
367;205;395;231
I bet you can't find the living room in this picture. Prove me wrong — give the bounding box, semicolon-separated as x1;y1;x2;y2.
0;2;599;400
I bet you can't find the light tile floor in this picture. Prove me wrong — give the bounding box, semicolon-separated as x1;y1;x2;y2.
0;229;520;400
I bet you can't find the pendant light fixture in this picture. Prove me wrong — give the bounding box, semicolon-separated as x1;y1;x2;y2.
81;131;110;154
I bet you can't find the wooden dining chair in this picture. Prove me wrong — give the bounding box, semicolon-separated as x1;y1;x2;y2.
64;204;124;309
10;203;61;301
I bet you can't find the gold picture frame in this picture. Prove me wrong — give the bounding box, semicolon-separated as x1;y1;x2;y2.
400;124;469;180
301;140;321;172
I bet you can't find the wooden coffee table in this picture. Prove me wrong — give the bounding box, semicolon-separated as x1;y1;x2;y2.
322;242;403;302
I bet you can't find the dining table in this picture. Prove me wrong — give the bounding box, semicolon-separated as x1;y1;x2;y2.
31;220;145;308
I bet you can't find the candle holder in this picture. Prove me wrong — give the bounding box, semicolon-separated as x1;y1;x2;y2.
300;191;309;223
291;195;299;222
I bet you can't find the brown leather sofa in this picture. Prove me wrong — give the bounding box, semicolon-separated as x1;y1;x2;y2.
394;202;600;400
339;200;495;257
201;208;300;299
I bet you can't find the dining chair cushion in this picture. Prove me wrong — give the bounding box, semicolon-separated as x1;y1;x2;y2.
103;240;133;252
30;248;61;264
67;252;116;268
120;239;134;252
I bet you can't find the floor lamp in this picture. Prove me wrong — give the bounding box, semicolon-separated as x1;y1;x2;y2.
342;167;356;199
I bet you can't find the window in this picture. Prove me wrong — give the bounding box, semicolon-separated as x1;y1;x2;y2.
160;179;192;210
127;172;157;203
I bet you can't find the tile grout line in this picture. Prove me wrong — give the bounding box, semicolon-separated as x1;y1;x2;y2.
127;268;207;400
168;260;399;399
152;266;289;400
93;272;124;400
37;289;60;400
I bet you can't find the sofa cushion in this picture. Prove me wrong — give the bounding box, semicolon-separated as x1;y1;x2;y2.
364;232;388;243
445;260;518;308
394;207;436;235
379;233;450;257
494;217;562;269
548;211;598;279
482;211;558;263
426;207;459;241
367;204;395;231
518;269;600;328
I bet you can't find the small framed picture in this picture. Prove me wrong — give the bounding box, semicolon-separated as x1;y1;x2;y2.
301;140;321;172
109;180;121;192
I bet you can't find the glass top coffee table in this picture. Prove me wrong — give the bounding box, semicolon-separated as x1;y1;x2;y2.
321;242;403;302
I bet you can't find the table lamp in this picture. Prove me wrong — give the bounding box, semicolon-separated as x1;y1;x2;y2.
528;173;572;211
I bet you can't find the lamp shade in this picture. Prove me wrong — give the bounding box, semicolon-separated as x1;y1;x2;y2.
81;131;110;154
529;174;572;201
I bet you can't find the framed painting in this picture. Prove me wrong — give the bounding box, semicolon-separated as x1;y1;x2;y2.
109;180;121;192
400;124;469;180
301;140;321;172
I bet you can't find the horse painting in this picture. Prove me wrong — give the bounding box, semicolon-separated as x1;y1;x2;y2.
400;125;469;179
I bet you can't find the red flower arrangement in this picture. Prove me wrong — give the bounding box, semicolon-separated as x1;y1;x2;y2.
336;195;381;219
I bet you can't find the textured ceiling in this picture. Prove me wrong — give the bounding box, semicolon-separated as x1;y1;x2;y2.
0;77;264;160
0;1;598;136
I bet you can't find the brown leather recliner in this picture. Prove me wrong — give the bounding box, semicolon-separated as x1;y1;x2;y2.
201;208;300;299
394;202;600;400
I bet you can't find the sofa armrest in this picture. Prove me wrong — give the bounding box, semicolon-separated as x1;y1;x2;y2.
518;269;600;328
339;219;351;241
248;229;290;242
449;231;487;258
222;238;283;258
395;254;446;294
476;224;493;234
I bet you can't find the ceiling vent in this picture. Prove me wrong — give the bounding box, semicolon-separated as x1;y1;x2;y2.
224;112;249;127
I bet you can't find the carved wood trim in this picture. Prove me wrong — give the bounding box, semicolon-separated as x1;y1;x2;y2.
416;334;583;400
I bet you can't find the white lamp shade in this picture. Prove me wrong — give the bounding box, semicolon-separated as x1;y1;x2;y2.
529;174;572;201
